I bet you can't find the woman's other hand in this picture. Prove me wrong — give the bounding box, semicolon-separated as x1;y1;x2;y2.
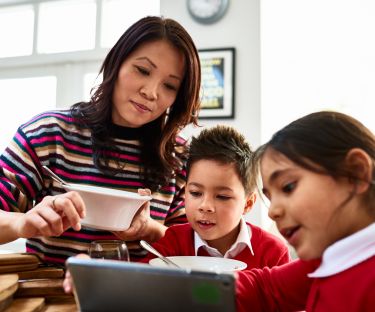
63;253;90;294
112;189;166;242
15;191;86;239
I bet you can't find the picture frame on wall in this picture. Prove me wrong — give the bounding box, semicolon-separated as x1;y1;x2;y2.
198;47;235;119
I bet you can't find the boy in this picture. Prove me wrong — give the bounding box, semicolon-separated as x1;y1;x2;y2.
140;125;290;268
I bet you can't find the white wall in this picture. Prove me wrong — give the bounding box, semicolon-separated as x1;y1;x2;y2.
261;0;375;139
160;0;268;227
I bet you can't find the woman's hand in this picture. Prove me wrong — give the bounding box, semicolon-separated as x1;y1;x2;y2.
63;253;90;294
14;191;86;239
112;189;166;242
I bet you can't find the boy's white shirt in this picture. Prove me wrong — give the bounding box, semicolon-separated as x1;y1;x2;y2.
308;222;375;278
194;217;255;258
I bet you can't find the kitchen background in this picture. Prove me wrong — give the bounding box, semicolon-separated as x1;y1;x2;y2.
1;0;374;251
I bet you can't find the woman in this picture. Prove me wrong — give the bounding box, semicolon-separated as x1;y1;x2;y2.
0;16;201;264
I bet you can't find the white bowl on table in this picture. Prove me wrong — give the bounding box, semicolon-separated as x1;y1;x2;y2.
63;184;152;231
149;256;247;273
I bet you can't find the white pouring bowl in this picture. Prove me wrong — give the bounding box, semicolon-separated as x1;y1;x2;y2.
63;184;152;231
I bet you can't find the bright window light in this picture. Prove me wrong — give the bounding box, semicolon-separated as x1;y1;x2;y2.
0;76;56;152
0;5;34;57
261;0;375;142
38;0;96;53
101;0;160;48
84;72;103;101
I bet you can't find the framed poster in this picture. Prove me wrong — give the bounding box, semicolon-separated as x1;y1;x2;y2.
198;47;235;119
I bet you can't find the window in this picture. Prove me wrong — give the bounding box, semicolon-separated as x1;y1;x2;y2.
0;76;56;152
0;5;34;57
101;0;160;48
84;72;102;101
38;0;97;53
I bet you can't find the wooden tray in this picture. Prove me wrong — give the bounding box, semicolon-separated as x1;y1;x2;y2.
0;254;40;266
43;297;77;312
0;274;19;302
18;268;65;280
3;297;45;312
0;264;39;275
15;279;67;298
0;296;13;312
0;274;19;311
0;254;40;274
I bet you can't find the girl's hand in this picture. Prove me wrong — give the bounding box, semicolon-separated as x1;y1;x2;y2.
63;253;90;294
112;189;165;242
15;191;86;239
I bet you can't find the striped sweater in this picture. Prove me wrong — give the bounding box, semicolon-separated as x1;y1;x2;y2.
0;110;187;264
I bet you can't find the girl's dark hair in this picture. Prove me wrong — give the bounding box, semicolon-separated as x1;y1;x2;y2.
253;111;375;206
187;125;255;194
70;16;201;191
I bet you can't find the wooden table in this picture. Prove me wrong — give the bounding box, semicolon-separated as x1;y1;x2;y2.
0;253;78;312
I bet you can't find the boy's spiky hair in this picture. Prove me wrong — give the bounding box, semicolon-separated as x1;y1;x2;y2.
187;125;255;194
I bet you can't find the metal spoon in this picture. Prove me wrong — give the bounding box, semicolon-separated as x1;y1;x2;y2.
42;166;68;186
140;240;181;268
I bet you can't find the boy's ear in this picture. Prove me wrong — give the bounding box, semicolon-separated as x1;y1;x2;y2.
243;192;257;214
345;148;373;194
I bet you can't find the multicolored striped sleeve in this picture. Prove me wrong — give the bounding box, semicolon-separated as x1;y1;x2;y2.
0;126;43;212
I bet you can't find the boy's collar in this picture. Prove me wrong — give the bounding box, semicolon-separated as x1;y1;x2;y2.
308;222;375;278
194;217;255;258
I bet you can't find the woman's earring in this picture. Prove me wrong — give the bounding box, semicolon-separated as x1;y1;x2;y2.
164;107;170;124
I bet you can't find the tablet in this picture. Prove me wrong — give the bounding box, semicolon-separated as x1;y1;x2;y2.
67;257;236;312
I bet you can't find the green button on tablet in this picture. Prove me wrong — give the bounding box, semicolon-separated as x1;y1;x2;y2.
192;282;220;304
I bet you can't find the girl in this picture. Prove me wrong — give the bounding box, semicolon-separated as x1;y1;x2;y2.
237;111;375;311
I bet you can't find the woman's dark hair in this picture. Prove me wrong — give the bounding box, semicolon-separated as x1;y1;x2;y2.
187;125;255;195
253;111;375;207
71;16;201;191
